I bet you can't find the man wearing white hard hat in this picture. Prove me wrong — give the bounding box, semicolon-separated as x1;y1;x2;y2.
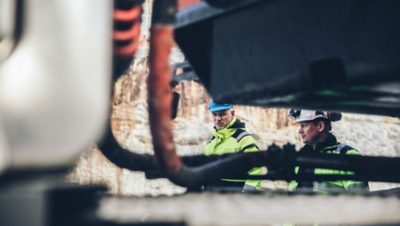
288;109;369;192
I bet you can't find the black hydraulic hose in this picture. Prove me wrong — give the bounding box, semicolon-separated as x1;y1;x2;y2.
97;122;156;171
181;154;223;167
241;146;400;183
167;151;269;189
98;0;157;172
245;173;400;183
145;152;264;180
96;114;260;184
146;142;400;184
295;152;400;174
96;122;266;188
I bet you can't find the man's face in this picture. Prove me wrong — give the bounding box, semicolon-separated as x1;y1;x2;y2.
212;109;234;129
298;121;321;145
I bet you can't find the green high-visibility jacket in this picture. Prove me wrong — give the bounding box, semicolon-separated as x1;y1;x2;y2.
204;119;262;190
288;134;369;193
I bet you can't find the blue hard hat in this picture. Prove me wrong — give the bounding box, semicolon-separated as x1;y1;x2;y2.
208;99;233;112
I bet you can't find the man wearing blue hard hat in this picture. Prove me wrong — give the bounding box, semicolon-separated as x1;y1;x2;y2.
203;99;262;191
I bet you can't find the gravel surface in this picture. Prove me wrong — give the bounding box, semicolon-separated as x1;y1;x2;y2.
97;192;400;226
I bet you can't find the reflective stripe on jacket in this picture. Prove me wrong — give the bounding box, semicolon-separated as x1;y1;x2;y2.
204;119;262;190
288;134;369;193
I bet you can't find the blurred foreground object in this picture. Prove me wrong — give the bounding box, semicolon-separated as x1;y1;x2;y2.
0;0;112;171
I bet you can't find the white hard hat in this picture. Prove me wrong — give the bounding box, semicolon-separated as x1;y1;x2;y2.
288;109;341;123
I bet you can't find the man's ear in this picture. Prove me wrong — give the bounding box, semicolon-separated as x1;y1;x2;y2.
317;121;325;132
231;109;235;117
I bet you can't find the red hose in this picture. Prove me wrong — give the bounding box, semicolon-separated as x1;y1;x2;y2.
148;26;182;175
113;6;142;22
113;0;142;61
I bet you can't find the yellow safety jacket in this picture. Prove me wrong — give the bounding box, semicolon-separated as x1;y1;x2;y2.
204;119;262;190
288;134;369;193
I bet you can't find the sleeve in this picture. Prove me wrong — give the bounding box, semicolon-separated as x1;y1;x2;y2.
339;149;369;191
239;135;259;153
203;136;216;156
324;148;369;191
239;135;263;190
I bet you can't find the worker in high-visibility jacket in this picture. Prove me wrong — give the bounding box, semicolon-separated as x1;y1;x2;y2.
203;99;262;191
287;109;369;193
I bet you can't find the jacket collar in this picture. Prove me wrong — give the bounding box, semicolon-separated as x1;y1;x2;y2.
214;118;245;131
213;119;245;139
303;133;337;153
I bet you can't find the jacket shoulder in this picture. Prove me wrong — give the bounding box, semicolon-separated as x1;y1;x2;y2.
232;129;259;152
336;143;359;155
232;129;251;142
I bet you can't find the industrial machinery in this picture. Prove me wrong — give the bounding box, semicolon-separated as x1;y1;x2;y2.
1;0;400;225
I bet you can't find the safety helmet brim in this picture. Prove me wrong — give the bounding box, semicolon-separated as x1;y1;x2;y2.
208;99;233;113
288;109;341;123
